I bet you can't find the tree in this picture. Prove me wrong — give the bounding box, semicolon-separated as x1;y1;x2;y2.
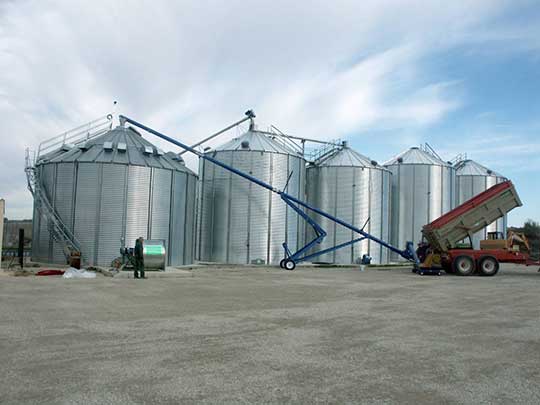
523;219;540;240
517;219;540;257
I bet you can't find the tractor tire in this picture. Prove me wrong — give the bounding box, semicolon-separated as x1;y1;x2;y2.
478;256;499;277
452;255;475;276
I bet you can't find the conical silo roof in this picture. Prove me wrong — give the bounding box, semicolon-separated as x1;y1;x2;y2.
384;147;450;166
40;126;195;174
215;130;300;155
317;146;388;170
455;159;504;178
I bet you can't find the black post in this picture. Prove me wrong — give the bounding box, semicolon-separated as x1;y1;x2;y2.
18;228;24;268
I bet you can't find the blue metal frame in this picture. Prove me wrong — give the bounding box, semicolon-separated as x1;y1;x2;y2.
119;115;418;266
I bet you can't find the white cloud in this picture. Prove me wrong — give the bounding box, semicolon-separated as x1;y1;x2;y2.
438;128;540;174
0;0;530;218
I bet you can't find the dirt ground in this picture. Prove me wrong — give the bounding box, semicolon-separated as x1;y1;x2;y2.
1;263;539;404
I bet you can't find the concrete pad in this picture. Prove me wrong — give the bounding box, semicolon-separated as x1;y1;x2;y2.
114;268;194;278
1;263;540;403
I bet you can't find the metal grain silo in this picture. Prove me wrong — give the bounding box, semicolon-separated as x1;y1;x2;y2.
197;126;306;264
384;147;455;260
306;143;392;264
455;159;507;248
31;126;197;267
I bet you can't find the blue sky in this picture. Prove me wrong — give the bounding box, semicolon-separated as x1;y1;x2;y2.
0;0;539;226
343;15;540;226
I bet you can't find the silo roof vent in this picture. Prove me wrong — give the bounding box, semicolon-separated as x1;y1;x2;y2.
117;142;127;152
241;140;250;149
103;141;113;151
143;145;153;155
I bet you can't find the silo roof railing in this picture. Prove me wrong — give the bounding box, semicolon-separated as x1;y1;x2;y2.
41;126;195;175
36;114;113;160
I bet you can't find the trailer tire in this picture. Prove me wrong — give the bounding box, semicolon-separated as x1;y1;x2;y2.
279;259;286;269
452;255;475;276
478;256;499;277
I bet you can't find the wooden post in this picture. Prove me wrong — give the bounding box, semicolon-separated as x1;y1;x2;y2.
18;228;24;268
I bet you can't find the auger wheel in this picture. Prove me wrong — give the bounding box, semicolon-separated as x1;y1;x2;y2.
282;259;296;271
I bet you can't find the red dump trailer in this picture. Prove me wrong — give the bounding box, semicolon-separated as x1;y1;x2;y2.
417;180;539;276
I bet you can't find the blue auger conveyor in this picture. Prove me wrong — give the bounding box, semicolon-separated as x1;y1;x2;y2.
119;111;418;270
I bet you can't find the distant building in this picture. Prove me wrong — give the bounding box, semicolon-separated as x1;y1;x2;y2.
3;218;32;248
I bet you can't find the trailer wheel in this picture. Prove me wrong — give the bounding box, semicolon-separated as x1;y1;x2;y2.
478;256;499;277
452;255;475;276
279;259;286;269
283;260;296;271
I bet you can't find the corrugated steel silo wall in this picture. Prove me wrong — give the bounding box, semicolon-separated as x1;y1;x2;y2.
367;168;392;264
74;163;100;265
456;175;506;249
184;174;197;264
207;151;232;263
168;170;196;265
32;164;58;263
285;155;305;262
268;153;287;264
33;161;196;267
150;169;172;247
388;164;455;261
31;203;40;261
31;165;44;262
197;151;305;264
97;164;127;266
125;165;151;248
52;163;76;262
306;166;391;264
170;171;188;265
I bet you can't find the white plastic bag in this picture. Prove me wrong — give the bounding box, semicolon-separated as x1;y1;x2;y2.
62;267;96;279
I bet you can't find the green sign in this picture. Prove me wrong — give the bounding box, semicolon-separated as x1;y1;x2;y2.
144;245;164;255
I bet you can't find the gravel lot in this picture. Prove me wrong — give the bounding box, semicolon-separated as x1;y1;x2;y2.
1;264;539;404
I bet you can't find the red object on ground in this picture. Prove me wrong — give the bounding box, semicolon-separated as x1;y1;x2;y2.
428;180;514;229
36;269;65;276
